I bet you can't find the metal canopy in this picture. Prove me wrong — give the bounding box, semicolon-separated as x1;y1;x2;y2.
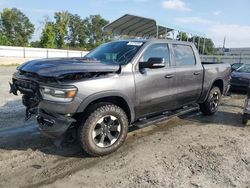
103;14;207;54
103;14;174;38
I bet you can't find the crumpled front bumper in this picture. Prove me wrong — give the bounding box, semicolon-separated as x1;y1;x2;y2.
37;109;76;138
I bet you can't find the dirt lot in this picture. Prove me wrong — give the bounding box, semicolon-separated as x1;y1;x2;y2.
0;66;250;188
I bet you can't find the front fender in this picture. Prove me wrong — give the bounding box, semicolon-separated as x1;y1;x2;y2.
76;91;135;122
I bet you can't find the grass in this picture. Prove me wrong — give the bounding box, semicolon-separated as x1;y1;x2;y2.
0;63;20;67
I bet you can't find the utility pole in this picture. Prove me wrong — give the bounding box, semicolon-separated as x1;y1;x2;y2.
202;38;206;55
222;36;226;55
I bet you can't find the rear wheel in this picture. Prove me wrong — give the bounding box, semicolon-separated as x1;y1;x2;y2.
78;104;128;156
200;86;221;115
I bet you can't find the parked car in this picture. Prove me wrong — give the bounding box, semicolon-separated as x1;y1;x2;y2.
231;63;250;91
9;39;231;156
231;62;244;72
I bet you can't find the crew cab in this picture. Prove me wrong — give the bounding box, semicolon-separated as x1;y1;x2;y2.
10;39;231;156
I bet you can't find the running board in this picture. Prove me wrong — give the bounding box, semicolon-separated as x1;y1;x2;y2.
130;105;199;131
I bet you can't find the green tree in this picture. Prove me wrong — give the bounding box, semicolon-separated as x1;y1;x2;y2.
84;15;110;50
190;36;215;55
40;22;56;48
0;33;11;45
0;8;34;46
54;11;70;48
30;41;41;48
177;32;189;41
203;38;216;55
68;13;87;48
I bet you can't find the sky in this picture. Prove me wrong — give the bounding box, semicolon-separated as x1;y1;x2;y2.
0;0;250;48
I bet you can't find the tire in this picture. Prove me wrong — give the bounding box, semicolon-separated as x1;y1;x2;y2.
242;114;248;125
199;86;221;115
78;104;128;157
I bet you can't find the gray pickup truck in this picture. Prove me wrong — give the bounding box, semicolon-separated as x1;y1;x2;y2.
10;39;231;156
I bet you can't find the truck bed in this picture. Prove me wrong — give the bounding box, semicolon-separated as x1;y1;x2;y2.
199;62;231;102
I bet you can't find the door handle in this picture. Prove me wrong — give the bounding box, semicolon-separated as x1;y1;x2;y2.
193;71;201;75
165;74;174;79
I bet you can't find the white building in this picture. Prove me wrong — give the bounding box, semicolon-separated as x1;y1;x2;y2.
216;47;250;56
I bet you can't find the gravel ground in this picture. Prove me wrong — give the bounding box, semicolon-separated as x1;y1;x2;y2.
0;66;250;188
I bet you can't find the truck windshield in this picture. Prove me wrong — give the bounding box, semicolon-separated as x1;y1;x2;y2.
85;41;144;65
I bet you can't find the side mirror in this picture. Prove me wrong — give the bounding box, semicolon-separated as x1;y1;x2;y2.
139;57;165;69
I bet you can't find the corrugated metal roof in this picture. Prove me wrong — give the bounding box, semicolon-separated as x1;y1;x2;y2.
103;14;174;38
103;14;205;38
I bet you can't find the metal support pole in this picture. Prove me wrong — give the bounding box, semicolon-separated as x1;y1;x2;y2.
186;33;189;42
172;31;175;40
198;37;200;53
180;32;183;41
156;25;159;39
202;38;206;55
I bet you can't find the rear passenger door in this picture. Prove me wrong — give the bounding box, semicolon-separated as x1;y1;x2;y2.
170;44;203;107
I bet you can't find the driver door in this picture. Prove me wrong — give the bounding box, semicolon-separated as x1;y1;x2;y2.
134;43;177;118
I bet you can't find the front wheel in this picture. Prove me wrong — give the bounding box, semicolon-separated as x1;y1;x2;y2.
199;86;221;115
78;104;128;156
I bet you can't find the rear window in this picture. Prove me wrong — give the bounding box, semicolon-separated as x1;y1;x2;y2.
172;44;196;66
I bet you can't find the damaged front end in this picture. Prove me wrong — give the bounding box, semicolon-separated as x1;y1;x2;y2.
9;58;121;138
9;78;40;120
9;71;80;138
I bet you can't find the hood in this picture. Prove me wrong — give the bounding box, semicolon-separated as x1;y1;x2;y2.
231;71;250;80
18;58;121;77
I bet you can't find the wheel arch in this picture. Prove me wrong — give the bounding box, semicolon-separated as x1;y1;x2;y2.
76;92;135;123
199;78;224;103
212;79;224;94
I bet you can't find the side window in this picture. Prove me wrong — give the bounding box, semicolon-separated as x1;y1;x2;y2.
140;44;170;66
172;44;196;66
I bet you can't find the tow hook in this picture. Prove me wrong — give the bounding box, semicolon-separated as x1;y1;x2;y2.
9;82;18;95
25;107;38;121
